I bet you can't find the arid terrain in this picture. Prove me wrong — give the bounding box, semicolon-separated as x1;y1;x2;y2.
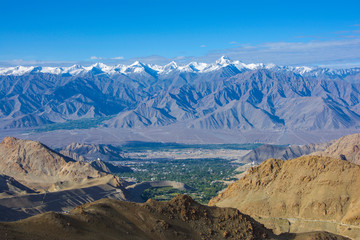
2;1;360;239
311;133;360;165
210;155;360;239
0;195;350;240
2;134;360;239
0;137;130;221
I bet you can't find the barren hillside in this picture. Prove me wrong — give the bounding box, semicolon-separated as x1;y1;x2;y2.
0;195;349;240
311;133;360;165
209;156;360;239
0;137;123;191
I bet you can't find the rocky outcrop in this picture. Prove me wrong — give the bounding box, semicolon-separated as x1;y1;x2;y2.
0;137;113;191
0;174;36;198
311;133;360;165
89;159;132;174
0;137;130;221
209;156;360;239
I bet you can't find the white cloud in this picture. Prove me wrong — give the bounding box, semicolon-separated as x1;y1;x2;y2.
201;38;360;66
0;59;77;67
229;41;238;44
200;45;206;48
174;56;186;60
2;37;360;68
111;56;124;60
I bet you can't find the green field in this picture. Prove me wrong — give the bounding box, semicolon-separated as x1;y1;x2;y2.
121;141;263;151
34;116;112;132
118;158;241;204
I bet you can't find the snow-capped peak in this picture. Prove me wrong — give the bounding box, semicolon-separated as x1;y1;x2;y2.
0;66;35;76
0;58;358;77
130;61;144;67
216;56;232;66
91;62;108;69
180;62;209;72
293;66;314;75
123;61;148;74
156;61;178;74
166;61;177;68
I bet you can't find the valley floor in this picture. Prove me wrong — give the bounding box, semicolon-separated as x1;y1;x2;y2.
1;126;359;148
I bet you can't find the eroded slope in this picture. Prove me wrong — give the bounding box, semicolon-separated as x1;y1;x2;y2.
209;156;360;238
0;195;349;240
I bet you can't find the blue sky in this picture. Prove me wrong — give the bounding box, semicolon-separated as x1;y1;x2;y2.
1;0;360;67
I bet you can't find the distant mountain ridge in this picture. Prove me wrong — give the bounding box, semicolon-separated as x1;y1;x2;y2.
59;142;124;162
1;56;360;133
235;142;330;164
1;56;359;77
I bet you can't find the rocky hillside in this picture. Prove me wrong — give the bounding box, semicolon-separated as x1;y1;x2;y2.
0;174;36;198
209;156;360;239
311;133;360;165
0;137;117;191
89;159;132;174
0;137;131;221
0;195;349;240
60;143;124;161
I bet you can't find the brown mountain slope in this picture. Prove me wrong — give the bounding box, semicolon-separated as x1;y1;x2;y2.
209;156;360;239
0;137;130;221
311;133;360;165
59;142;124;161
0;137;119;191
0;195;349;240
0;174;36;198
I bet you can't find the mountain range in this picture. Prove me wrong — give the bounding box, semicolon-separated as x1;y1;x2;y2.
1;57;360;144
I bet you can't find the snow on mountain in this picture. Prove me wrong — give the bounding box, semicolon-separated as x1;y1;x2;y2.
216;55;232;65
1;56;360;133
123;61;145;73
0;66;35;76
0;56;359;79
64;64;87;75
87;62;115;72
40;67;64;75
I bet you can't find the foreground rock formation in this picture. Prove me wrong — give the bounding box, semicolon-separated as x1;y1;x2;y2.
209;156;360;239
0;137;117;191
0;137;129;221
0;195;349;240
